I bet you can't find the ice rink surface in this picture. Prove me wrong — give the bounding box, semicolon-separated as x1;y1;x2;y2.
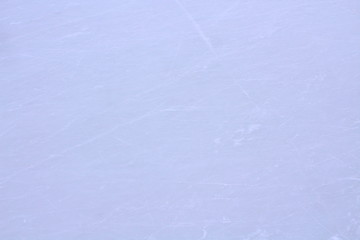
1;0;360;239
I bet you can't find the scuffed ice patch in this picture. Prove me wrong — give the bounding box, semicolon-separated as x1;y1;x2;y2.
0;0;359;239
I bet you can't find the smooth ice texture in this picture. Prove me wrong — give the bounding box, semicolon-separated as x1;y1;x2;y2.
1;0;360;239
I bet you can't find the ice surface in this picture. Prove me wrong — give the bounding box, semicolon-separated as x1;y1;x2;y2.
1;0;360;239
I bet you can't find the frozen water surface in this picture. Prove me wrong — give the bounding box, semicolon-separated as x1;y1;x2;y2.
1;0;360;239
